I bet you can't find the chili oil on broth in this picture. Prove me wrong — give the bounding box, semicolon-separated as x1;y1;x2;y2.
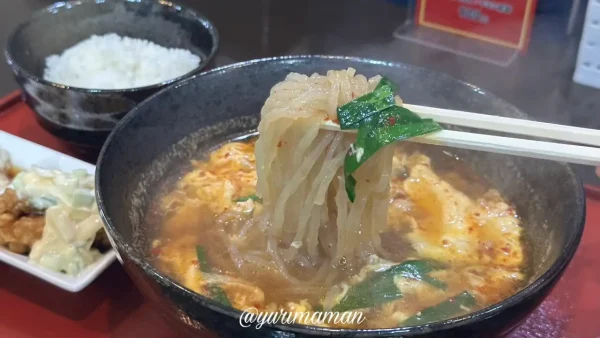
147;136;526;329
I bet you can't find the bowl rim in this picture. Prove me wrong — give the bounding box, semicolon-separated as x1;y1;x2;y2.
4;0;219;94
97;55;586;336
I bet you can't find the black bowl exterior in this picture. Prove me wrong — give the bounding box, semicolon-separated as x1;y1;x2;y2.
5;0;218;149
97;56;585;337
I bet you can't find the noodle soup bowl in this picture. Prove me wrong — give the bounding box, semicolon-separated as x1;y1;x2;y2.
96;56;585;337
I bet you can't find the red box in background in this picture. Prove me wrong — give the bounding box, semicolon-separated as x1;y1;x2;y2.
415;0;538;51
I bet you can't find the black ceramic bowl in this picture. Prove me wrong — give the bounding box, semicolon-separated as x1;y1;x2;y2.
96;56;585;338
5;0;218;150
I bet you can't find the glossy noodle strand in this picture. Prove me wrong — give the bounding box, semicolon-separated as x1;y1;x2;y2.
255;69;395;280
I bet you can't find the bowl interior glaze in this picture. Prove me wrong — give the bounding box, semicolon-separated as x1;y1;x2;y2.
97;56;585;337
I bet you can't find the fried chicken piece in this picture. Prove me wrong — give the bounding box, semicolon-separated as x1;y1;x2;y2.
0;212;16;242
0;189;31;217
0;189;45;254
12;216;45;253
0;188;111;255
0;214;45;254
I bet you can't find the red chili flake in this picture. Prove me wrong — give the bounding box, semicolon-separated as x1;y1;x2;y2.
191;259;199;266
388;116;396;126
324;116;330;121
501;247;511;254
442;239;449;246
151;247;161;256
351;93;356;99
277;140;283;147
224;152;230;158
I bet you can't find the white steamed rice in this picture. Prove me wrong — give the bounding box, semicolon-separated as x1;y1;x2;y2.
43;33;201;90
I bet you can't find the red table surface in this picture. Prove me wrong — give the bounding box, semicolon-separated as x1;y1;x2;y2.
0;91;598;338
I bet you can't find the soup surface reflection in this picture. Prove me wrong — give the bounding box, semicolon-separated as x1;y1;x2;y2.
148;138;525;329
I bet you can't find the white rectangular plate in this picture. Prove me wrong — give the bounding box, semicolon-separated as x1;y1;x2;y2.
0;130;116;292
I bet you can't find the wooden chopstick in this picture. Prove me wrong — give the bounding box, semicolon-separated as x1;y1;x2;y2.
404;104;600;147
415;130;600;166
320;121;600;166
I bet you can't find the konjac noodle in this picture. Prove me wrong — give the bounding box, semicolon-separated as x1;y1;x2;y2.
148;69;525;329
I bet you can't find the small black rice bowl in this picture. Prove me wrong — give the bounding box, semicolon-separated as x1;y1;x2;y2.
96;56;585;337
5;0;218;149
